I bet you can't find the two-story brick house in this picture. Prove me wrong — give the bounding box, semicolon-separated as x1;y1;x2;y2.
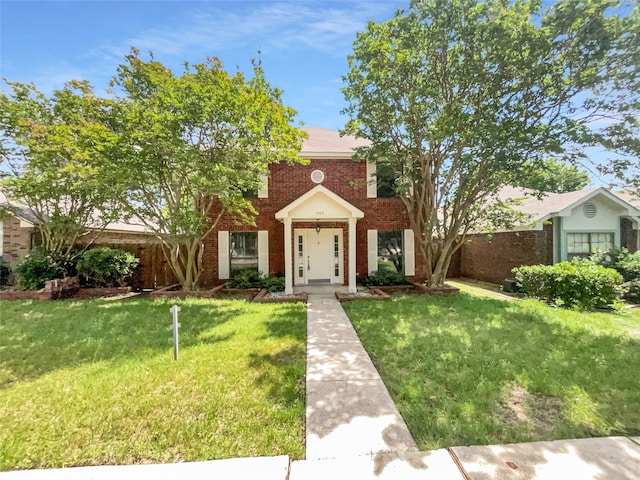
204;126;640;292
205;126;420;293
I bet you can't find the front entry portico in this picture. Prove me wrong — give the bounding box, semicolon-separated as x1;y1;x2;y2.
276;185;364;294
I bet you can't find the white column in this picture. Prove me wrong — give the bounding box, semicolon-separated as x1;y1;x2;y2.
284;217;293;294
348;217;357;293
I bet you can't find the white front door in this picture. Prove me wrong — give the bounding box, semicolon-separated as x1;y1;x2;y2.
294;228;343;285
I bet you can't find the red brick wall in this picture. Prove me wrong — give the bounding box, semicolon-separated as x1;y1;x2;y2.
204;158;418;286
1;217;34;263
459;223;554;284
621;218;638;253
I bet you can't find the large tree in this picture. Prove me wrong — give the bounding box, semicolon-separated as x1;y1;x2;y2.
517;158;590;193
343;0;637;286
112;51;305;290
0;80;121;261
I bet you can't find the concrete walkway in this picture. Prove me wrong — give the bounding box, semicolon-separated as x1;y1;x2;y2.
304;292;418;460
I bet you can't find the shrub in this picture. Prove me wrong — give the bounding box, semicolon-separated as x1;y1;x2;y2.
227;270;285;292
263;276;285;293
623;279;640;304
77;248;139;287
0;258;10;289
14;248;65;290
362;269;410;287
227;269;264;289
513;258;623;310
591;247;640;282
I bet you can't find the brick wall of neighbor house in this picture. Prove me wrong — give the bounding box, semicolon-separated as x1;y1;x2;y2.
621;218;638;253
203;158;419;286
2;217;34;263
459;223;554;284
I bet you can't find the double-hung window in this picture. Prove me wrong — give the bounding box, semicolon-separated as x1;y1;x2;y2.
567;232;614;260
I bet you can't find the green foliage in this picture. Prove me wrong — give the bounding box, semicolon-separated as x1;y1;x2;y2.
263;275;285;293
227;269;264;289
0;258;10;289
0;80;122;260
592;248;640;303
76;247;139;287
227;270;285;292
623;279;640;304
513;259;623;310
591;247;640;282
343;0;636;287
362;269;410;287
515;158;590;193
111;50;307;290
14;248;65;290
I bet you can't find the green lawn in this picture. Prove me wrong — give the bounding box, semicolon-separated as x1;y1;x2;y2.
342;291;640;450
0;296;306;471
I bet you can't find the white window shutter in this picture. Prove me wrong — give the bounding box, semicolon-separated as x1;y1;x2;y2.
367;230;378;274
218;231;230;280
258;173;268;198
366;160;377;198
404;229;415;276
258;230;269;277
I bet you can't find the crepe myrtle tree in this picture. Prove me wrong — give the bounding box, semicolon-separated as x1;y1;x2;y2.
0;80;122;262
343;0;636;286
112;50;306;290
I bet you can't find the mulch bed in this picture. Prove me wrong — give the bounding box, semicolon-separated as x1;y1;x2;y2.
253;288;308;303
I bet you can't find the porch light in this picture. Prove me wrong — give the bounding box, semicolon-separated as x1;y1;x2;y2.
315;224;321;234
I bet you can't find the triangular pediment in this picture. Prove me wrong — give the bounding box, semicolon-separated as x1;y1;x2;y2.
275;185;364;221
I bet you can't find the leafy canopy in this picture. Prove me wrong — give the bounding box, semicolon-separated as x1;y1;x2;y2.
343;0;636;286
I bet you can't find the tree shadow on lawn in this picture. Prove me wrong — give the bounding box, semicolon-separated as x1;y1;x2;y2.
345;293;640;449
0;297;244;387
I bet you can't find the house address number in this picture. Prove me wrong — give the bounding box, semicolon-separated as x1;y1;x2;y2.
315;211;325;216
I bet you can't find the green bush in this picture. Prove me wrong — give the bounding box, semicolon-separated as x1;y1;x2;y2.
227;270;285;292
591;247;640;282
14;248;65;290
623;279;640;304
513;258;623;310
77;248;139;287
0;258;11;289
263;276;285;293
227;269;264;289
362;269;410;287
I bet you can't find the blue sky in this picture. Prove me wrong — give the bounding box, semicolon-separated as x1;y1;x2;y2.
0;0;621;186
1;0;407;130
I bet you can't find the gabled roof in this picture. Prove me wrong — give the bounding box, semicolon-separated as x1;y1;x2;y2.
300;126;370;159
497;186;640;229
275;184;364;221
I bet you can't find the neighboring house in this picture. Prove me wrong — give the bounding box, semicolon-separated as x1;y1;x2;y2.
455;186;640;284
0;190;172;288
204;126;419;293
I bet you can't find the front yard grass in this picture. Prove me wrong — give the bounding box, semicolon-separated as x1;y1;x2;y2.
0;297;306;471
342;291;640;450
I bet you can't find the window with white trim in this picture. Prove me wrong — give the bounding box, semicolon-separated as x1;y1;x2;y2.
567;232;614;260
377;231;403;273
230;232;258;275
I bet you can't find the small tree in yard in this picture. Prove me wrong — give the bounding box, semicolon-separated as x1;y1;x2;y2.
343;0;638;286
0;81;121;262
112;50;305;290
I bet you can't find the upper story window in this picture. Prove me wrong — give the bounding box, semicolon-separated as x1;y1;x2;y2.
242;188;258;199
376;163;398;198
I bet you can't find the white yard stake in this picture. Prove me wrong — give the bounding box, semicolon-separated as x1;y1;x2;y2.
170;305;181;361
